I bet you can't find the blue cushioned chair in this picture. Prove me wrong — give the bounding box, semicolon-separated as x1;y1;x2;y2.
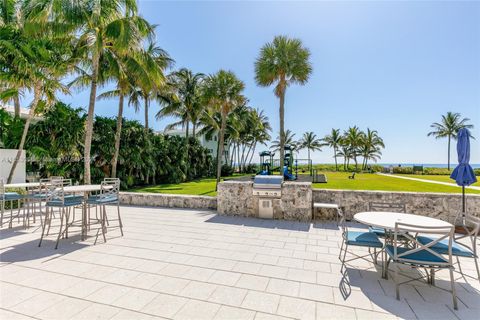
385;222;458;310
416;214;480;282
338;210;383;273
86;178;123;241
1;179;26;228
39;178;82;249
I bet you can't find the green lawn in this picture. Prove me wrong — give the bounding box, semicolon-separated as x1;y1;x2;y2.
395;174;480;187
130;172;480;196
312;172;480;194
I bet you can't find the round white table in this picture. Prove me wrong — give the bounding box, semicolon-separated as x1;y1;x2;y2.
5;182;41;189
354;211;452;230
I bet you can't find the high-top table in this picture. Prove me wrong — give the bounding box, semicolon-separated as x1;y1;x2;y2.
63;184;104;240
354;211;453;278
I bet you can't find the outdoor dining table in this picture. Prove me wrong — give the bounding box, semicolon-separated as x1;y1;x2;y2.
63;184;104;240
354;211;453;278
5;182;41;189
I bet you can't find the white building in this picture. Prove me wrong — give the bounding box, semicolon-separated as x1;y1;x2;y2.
161;127;229;163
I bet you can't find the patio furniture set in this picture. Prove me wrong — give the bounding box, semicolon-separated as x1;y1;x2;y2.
339;201;480;311
0;177;123;249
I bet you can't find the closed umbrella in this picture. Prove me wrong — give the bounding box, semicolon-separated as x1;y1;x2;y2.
450;128;477;224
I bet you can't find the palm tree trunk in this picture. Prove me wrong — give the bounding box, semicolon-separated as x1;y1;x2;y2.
334;146;338;171
111;94;124;178
447;135;451;170
248;142;257;165
308;149;311;166
144;96;149;130
83;53;100;184
192;122;196;139
185;122;190;141
279;87;286;172
216;111;227;188
13;94;20;118
7;84;41;183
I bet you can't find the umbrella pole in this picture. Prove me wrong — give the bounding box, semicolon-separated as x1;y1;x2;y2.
462;185;466;225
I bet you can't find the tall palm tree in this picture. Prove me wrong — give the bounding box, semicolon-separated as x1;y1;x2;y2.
360;128;385;169
203;70;245;187
428;112;474;170
270;129;298;153
1;18;71;183
323;128;342;171
59;0;153;183
343;126;365;171
336;140;353;171
255;35;312;171
157;68;205;139
299;132;323;166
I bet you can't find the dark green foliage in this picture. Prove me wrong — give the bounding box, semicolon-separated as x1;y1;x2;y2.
2;102;213;187
221;164;234;177
244;164;259;174
392;167;414;174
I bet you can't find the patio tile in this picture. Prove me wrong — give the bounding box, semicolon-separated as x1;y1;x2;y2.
179;280;217;300
70;303;121;320
111;288;158;311
36;297;92;320
208;285;248;306
150;275;190;294
0;282;41;308
142;293;189;318
233;261;263;274
286;268;316;283
354;309;397;320
236;274;270;291
182;266;216;281
254;254;280;265
85;284;132;305
173;299;221;320
126;272;164;290
298;283;334;303
110;310;158;320
266;278;300;297
315;302;357;320
213;305;255;320
10;291;64;317
242;291;281;314
257;265;289;278
276;296;316;320
209;270;241;286
0;309;37;320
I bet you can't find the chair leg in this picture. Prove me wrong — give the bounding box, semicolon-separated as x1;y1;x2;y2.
117;203;123;236
338;239;344;260
55;208;65;249
395;264;400;300
430;269;435;286
340;243;348;273
450;267;458;310
39;206;50;247
101;205;107;243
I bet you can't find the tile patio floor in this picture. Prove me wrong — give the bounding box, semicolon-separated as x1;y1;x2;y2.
1;206;479;319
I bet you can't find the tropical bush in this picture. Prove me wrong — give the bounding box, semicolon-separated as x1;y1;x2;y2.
1;102;213;188
392;167;414;174
423;168;452;175
221;164;235;177
474;168;480;176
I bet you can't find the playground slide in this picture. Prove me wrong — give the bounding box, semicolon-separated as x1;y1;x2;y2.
283;166;296;180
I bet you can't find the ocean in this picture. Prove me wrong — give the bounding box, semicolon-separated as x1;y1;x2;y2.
377;163;480;169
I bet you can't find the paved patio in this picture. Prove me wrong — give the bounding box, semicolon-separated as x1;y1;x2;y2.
1;206;479;320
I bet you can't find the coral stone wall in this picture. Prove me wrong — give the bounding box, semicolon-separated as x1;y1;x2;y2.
313;189;480;223
119;192;217;210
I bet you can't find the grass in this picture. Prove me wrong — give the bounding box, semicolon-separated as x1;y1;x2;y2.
130;172;480;196
394;174;480;187
312;172;480;194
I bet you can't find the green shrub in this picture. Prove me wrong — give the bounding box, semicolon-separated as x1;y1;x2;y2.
244;164;259;174
474;168;480;176
221;164;234;177
392;166;413;174
423;167;452;175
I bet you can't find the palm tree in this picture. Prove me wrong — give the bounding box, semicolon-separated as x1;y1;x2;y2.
343;126;365;171
360;128;385;170
157;68;205;139
428;112;474;170
255;35;312;172
270;129;298;153
1;18;71;183
323;128;342;171
336;140;353;171
299;132;323;166
59;0;153;183
203;70;245;187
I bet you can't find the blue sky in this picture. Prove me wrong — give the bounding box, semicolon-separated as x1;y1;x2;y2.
55;0;480;164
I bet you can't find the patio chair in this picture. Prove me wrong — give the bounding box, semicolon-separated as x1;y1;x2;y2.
417;214;480;282
38;179;83;249
86;178;123;239
338;210;383;273
1;179;25;228
348;172;356;179
385;222;458;310
368;202;406;237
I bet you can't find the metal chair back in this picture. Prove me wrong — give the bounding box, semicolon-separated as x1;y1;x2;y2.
369;202;406;213
0;179;5;202
45;179;67;206
99;178;120;201
393;222;454;267
455;214;480;258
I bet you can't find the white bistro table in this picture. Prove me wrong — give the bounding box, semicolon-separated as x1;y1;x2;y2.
5;182;41;189
354;211;453;278
63;184;103;240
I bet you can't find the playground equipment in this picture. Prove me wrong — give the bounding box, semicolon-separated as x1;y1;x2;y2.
259;146;313;181
258;151;274;175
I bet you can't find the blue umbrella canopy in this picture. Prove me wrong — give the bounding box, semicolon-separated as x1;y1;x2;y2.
450;128;477;186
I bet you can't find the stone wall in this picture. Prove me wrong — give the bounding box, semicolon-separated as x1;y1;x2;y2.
313;189;480;223
119;192;217;210
217;181;312;221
